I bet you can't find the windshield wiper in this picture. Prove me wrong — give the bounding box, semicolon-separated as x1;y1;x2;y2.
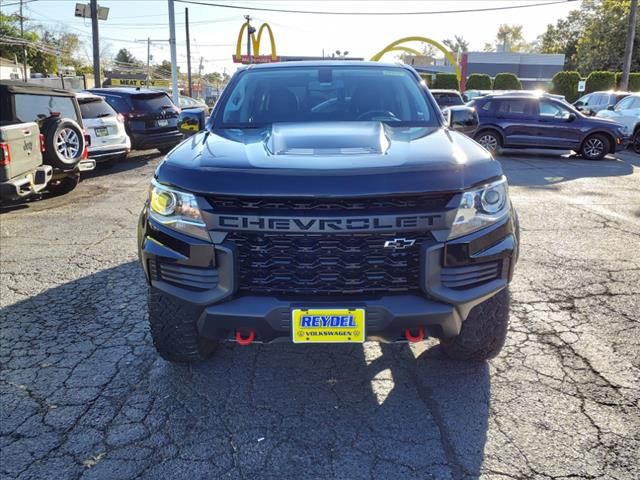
96;113;112;118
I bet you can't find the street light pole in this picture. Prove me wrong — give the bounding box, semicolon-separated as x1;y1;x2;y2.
90;0;101;87
620;0;638;91
185;8;193;97
168;0;179;105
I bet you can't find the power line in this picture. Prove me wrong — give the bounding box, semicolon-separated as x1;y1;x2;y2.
175;0;576;16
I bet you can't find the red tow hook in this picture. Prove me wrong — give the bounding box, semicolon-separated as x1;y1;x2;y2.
235;329;255;346
404;327;425;343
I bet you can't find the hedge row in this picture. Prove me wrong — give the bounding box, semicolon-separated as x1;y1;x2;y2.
552;71;640;101
433;73;459;90
465;73;492;90
550;71;582;102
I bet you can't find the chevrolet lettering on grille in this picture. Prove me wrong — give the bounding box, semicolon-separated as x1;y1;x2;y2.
213;213;445;232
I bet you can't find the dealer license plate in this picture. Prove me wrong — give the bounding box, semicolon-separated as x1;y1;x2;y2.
157;119;169;127
95;127;109;137
292;308;365;344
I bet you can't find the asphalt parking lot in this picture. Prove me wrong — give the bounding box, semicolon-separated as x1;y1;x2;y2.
1;149;639;480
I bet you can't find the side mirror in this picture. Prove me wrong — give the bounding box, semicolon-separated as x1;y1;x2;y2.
607;105;615;111
574;101;583;107
445;106;479;136
178;109;204;136
566;113;577;122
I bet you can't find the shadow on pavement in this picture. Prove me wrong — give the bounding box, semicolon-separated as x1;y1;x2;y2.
83;151;161;180
499;149;638;188
1;262;490;479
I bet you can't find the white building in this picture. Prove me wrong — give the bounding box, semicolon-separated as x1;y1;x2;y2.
0;57;30;81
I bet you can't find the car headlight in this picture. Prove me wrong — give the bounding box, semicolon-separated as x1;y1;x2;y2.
148;179;209;240
449;177;510;239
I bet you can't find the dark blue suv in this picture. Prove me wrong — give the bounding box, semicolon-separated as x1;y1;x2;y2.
470;93;628;160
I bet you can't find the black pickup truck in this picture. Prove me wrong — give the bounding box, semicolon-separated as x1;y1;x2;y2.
138;61;519;363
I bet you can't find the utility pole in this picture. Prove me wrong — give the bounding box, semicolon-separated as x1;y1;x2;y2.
244;15;255;63
168;0;179;105
185;8;192;97
146;37;151;87
621;0;638;91
90;0;101;87
19;0;27;81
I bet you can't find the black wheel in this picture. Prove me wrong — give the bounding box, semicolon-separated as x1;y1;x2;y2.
41;118;85;170
475;129;502;155
148;287;218;363
439;288;510;361
157;146;175;155
47;172;79;196
580;133;609;160
632;129;640;155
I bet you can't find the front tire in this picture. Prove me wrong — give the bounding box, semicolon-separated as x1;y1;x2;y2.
439;288;510;361
148;287;218;363
580;133;609;160
632;129;640;154
475;130;502;155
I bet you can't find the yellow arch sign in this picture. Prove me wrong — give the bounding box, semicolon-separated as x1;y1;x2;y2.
371;36;461;81
234;22;278;63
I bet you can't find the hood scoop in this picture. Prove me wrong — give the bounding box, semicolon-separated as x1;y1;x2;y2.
266;122;390;156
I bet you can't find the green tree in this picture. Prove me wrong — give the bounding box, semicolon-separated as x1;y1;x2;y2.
433;73;459;90
114;48;141;66
0;13;57;75
539;0;639;75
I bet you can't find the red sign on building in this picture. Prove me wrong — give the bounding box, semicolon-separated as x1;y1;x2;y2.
232;55;280;64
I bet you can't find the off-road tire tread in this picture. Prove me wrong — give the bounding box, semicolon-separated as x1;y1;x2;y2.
440;288;510;361
148;288;217;363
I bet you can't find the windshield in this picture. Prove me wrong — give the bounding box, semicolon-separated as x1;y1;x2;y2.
132;93;174;112
432;92;464;107
217;66;437;128
79;98;116;118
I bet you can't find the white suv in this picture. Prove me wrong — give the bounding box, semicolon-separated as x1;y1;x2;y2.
596;94;640;153
77;92;131;165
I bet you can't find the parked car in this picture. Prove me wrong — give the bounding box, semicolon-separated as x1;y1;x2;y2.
469;93;629;160
596;93;640;153
87;88;182;154
574;91;630;116
77;92;130;166
430;89;465;109
463;89;492;102
0;81;95;200
178;95;209;115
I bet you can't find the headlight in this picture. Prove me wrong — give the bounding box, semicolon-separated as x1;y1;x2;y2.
449;177;510;239
148;179;209;240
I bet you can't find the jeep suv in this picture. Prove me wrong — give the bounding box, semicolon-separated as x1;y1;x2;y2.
0;81;95;200
138;62;520;363
87;88;182;153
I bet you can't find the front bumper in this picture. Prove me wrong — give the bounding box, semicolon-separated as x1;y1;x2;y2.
138;208;519;343
130;131;183;150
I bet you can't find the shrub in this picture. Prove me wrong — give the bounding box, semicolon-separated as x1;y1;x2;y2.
585;71;616;93
550;71;581;102
433;73;459;90
615;72;640;91
492;73;522;90
465;74;492;90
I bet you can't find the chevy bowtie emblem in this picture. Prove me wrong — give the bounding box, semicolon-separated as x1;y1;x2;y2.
383;238;416;249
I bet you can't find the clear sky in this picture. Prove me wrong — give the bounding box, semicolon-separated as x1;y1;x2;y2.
3;0;581;76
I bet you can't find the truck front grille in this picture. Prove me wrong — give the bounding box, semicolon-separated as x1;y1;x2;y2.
228;232;433;295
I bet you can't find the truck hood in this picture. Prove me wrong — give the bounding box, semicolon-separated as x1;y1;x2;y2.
156;122;502;197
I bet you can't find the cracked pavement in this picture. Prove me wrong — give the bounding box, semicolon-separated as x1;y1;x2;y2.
1;149;639;479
